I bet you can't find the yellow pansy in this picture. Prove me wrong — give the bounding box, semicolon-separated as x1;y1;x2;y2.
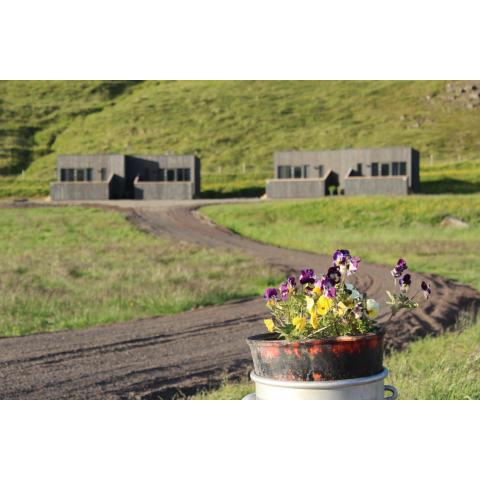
312;286;322;295
306;296;315;313
344;297;354;308
310;310;319;329
292;316;307;333
336;301;348;317
264;319;275;332
316;296;333;315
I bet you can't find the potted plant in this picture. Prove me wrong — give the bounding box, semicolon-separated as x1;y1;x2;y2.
247;251;432;399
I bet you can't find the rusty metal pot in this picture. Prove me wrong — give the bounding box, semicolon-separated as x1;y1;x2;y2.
246;329;384;382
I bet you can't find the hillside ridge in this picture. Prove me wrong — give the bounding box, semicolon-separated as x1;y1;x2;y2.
0;80;479;197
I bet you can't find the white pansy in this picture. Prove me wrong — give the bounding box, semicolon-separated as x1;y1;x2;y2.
346;283;362;300
366;299;380;319
351;289;361;300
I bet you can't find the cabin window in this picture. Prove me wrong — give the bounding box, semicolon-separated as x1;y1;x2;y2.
167;169;175;182
371;163;378;176
317;165;324;177
277;165;310;179
100;168;107;181
391;162;407;176
277;166;292;179
66;168;93;182
158;169;165;181
357;163;363;176
175;168;191;181
381;163;390;176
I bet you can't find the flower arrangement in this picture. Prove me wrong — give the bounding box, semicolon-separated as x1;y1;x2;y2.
263;250;432;341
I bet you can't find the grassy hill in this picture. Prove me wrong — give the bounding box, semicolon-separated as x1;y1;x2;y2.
1;80;480;197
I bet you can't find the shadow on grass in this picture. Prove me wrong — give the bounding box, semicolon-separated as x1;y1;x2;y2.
89;80;144;99
0;126;39;175
201;186;265;198
420;179;480;194
203;179;480;197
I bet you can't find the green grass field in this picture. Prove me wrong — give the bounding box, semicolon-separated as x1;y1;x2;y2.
202;195;480;290
1;80;480;197
0;206;280;336
193;314;480;400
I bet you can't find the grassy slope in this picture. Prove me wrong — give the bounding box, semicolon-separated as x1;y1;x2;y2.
0;80;140;195
193;317;480;400
0;206;280;336
1;80;480;196
202;195;480;290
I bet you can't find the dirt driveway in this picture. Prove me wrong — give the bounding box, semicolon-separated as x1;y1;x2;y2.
0;200;478;399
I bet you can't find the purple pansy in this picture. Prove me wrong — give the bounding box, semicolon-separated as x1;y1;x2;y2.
279;282;289;301
325;287;337;298
316;276;330;290
326;266;342;285
333;249;351;266
287;276;296;287
353;303;363;319
391;258;408;278
421;281;432;299
264;287;278;301
348;256;361;274
299;268;316;284
314;276;336;297
399;273;411;292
